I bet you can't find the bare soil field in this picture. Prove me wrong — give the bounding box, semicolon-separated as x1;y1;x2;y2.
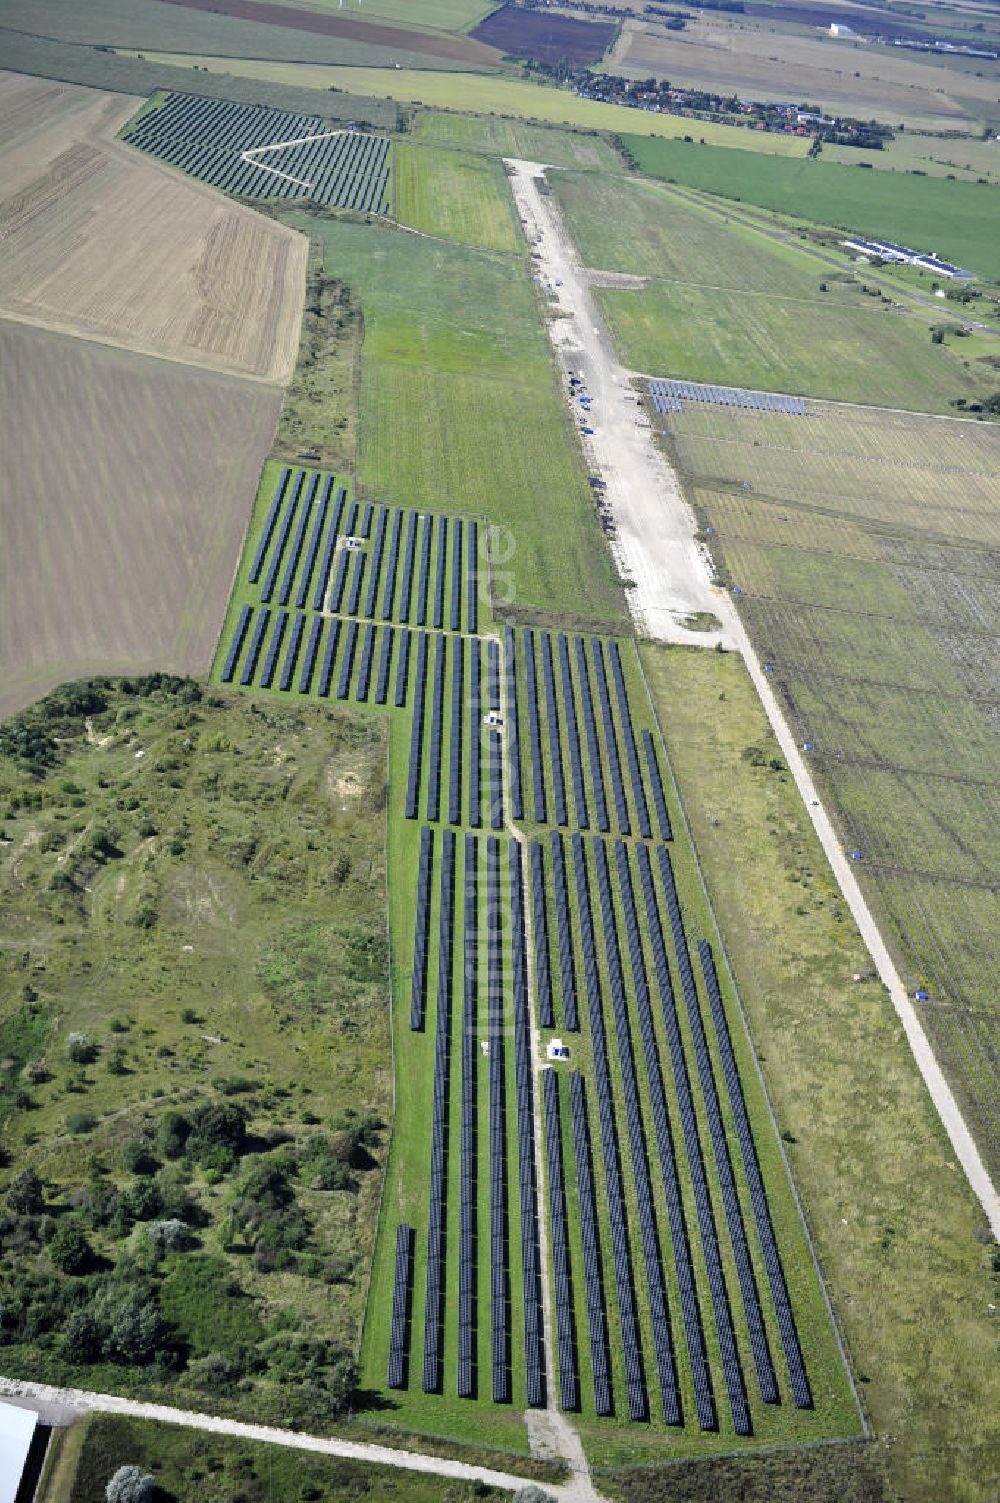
0;71;306;383
154;0;504;64
471;7;617;64
0;319;282;719
610;15;1000;126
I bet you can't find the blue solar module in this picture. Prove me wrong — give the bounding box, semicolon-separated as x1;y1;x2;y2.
364;505;389;619
299;615;324;694
449;636;464;826
327;544;351;616
568;1072;613;1416
426;634;446;824
312;486;346;611
509;840;546;1408
356;622;376;701
344;499;358;537
571;834;647;1421
592;838;680;1425
487;638;501;712
221;604;253;682
557;634;589;830
336;619;358;699
249;467;290;584
467;519;478;635
422;826;455;1394
469;639;481;830
642;729;672;842
375;624;393;705
405;633;429;820
698;941;812;1410
360;501;373;537
416;514;433;627
524;630;547;824
259;610;288;689
296;475;333;610
458;832;478;1399
398;510;418;625
345;547;366;618
505;627;523;822
540;634;568;827
278;473;317;607
450;518;463;634
394;627;411;709
410;826;433;1031
259;471;304;604
434;516;448;631
530;841;554;1030
542;1068;579;1413
486;838;510;1404
549;831;578;1032
574;638;609;833
590;640;630;835
278;612;306;692
381;509;403;621
317;619;340;698
489;719;504;832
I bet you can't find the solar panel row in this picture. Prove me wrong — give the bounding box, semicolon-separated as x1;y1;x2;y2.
426;635;447;825
541;633;568;828
469;639;482;830
575;637;610;834
458;833;479;1398
649;379;807;416
487;838;510;1404
504;626;524;822
558;633;589;830
423;828;455;1394
410;827;433;1032
591;640;630;836
568;1072;613;1416
509;840;545;1408
449;636;464;828
608;641;652;840
387;1223;414;1390
405;633;430;821
529;841;555;1030
524;630;547;825
542;1069;579;1413
549;832;579;1033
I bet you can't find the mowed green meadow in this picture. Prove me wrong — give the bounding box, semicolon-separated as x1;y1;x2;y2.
411;109;625;172
394;141;522;253
621;133;1000;283
551;173;986;410
283;214;623;628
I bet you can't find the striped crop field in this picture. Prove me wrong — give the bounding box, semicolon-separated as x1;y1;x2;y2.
123;92;392;213
652;391;1000;1187
210;461;859;1463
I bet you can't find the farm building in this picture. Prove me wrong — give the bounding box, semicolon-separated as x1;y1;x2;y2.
842;236;974;279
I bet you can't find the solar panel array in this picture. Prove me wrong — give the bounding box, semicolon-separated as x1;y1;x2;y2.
125;93;392;212
649;378;808;416
217;475;825;1434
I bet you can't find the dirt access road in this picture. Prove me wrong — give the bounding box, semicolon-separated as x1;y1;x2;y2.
506;158;1000;1242
506;158;734;649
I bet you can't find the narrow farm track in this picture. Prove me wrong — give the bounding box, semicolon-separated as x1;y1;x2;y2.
509;159;1000;1244
0;1377;584;1498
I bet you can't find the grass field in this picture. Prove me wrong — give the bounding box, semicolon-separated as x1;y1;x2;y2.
826;132;1000;185
117;54;813;155
652;395;1000;1188
621;133;1000;283
0;322;281;722
0;679;390;1427
637;645;1000;1503
280;213;623;628
229;0;497;31
394;142;522;253
39;1414;508;1503
550;173;985;411
412;108;625;171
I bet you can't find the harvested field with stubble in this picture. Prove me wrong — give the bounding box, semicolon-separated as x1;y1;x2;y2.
0;320;282;719
654;393;1000;1186
0;71;306;383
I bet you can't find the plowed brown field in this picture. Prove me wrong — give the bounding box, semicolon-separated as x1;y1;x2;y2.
0;71;306;382
0;319;282;718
